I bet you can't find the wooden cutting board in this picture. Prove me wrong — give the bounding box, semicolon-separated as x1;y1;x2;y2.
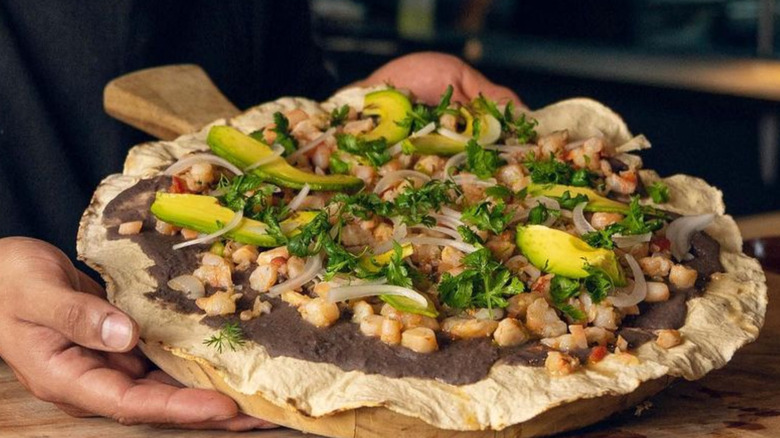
2;269;777;437
2;65;777;437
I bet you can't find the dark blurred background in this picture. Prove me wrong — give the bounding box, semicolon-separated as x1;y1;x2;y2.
311;0;780;217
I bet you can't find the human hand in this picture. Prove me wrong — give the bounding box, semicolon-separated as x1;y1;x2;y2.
357;51;522;107
0;237;275;431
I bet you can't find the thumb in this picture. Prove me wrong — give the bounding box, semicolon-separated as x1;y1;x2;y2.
22;285;139;352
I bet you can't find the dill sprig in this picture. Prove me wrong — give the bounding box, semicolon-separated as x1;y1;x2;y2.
203;322;246;353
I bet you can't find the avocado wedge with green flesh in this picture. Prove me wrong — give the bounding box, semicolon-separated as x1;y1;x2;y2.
527;183;629;214
516;224;626;286
402;134;465;156
208;126;364;191
150;192;317;247
361;89;412;144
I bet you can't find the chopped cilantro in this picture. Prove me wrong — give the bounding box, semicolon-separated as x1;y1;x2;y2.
474;96;537;143
461;201;512;234
571;168;596;187
336;133;390;168
438;248;524;310
383;242;413;288
271;112;298;156
527;203;559;225
391;179;458;226
330;105;350;127
647;181;670;203
524;154;575;185
557;191;589;210
582;265;613;304
621;196;665;235
549;275;586;320
329;154;350;174
396;85;456;132
457;225;484;245
485;185;513;200
465;139;501;179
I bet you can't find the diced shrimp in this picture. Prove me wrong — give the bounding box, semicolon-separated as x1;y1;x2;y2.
262;124;277;144
256;247;289;265
351;300;374;323
506;292;541;319
193;254;233;289
292;120;323;143
495;164;528;192
545;351;579;376
493;318;530;347
526;298;567;338
645;281;670;302
299;297;340;328
281;290;310;307
286;256;306;280
240;297;273;321
605;170;638;195
584;326;615;346
118;221;143;235
485;232;516;262
231;245;259;270
566;137;604;171
615;335;629;353
340;222;374;247
311;144;332;170
656;329;683;349
414;155;446;176
195;290;242;316
299;194;326;210
343;118;375;135
373;222;394;243
441;317;499;340
181;228;199;240
412;244;441;274
590;212;624;230
401;327;439;353
249;264;278;293
530;274;553;297
352;165;376;185
379;159;403;176
538;130;569;157
541;324;588;352
380;317;403;345
439;246;464;272
360;314;384;337
669;264;697;289
155;219;179;236
285;109;310;128
184;163;215;192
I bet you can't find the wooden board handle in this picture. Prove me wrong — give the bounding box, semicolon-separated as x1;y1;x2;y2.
104;64;241;140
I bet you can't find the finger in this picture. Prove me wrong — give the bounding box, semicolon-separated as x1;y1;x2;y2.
163;413;278;431
19;286;138;352
47;345;240;425
77;270;106;298
461;70;524;108
105;352;148;378
145;369;185;387
54;402;96;418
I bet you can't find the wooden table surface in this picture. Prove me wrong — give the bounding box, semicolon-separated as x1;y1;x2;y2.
2;214;779;438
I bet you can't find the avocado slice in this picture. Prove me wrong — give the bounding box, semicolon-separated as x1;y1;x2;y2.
207;126;364;191
527;183;629;213
361;89;413;144
358;242;414;273
516;224;626;286
150;192;317;247
401;113;502;156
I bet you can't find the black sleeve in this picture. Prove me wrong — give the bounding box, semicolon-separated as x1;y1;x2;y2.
0;0;332;260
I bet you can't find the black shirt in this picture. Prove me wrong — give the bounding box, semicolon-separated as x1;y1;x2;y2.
0;0;332;260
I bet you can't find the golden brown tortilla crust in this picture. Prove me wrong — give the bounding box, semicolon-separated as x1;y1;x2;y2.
77;90;767;431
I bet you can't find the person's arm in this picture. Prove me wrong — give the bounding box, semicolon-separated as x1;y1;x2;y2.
0;237;274;431
354;52;522;107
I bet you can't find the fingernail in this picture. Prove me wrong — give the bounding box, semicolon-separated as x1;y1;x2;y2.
101;314;133;350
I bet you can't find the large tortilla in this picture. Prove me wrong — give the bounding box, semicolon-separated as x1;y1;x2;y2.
77;88;767;432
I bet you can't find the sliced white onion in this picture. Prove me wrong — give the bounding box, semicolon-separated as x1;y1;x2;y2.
609;254;647;307
268;254;323;297
438;127;472;144
164;153;243;177
408;225;463;240
612;232;652;249
167;275;205;299
287;183;311;211
430;213;465;230
505;254;529;267
452;175;498;187
400;236;477;254
572;202;596;235
244;144;285;171
666;213;716;261
444;152;467;178
482;144;537;154
613;153;643;170
172;210;244;250
615;134;651;153
373;170;431;194
412;122;436;138
392;216;408;242
440;206;462;219
327;284;428;308
564;139;587;151
289;127;336;159
325;275;388;286
527;196;561;211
